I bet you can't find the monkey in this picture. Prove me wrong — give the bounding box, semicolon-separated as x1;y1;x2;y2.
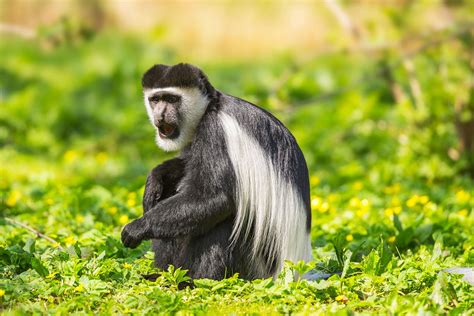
121;63;313;280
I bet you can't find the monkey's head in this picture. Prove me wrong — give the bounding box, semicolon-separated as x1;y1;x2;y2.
142;63;214;152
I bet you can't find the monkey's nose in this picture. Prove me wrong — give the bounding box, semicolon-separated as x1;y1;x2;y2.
154;117;168;129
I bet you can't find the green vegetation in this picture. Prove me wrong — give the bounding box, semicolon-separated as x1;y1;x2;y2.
1;18;473;315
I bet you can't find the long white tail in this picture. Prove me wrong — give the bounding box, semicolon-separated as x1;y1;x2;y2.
219;112;312;278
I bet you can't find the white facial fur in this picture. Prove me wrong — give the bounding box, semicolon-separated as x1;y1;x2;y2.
144;87;209;152
219;112;313;278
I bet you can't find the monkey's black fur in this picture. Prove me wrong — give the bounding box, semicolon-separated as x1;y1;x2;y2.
122;63;311;280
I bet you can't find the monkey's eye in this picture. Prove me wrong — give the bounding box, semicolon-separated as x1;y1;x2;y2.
149;95;160;103
163;94;181;103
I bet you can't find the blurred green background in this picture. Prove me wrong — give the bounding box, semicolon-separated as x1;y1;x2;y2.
1;0;473;185
0;0;473;314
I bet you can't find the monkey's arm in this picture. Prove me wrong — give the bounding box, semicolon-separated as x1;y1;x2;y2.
142;158;185;213
122;188;233;248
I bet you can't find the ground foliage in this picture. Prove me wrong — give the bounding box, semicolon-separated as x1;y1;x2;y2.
1;19;473;315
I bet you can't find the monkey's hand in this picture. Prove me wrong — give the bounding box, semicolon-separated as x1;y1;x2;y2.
121;217;151;248
143;169;164;214
143;158;185;214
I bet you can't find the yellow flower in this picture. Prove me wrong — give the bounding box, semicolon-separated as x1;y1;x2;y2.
310;176;320;186
123;263;132;269
328;194;338;202
53;242;61;249
345;234;353;242
457;209;468;217
319;202;329;213
419;195;429;205
0;289;5;297
349;197;360;208
455;190;471;204
352;181;363;191
406;195;419;208
335;295;348;303
107;206;118;215
64;236;76;246
63;150;78;163
119;215;129;225
360;199;370;209
46;272;57;279
356;209;366;218
6;190;22;207
45;198;54;206
74;283;85;292
384;208;394;217
311;197;322;210
385;206;401;217
390;197;401;206
127;192;137;207
75;215;85;223
95;152;108;164
388;236;396;243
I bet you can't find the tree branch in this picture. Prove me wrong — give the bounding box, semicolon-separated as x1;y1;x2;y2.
4;217;64;250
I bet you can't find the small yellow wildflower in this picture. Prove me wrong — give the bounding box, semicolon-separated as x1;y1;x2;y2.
119;215;129;225
6;190;22;207
107;206;118;215
328;194;338;202
74;283;85;292
406;195;419;208
53;243;61;249
127;198;135;207
419;195;429;204
455;190;471;204
352;181;363;191
356;209;366;218
95;152;108;164
0;289;5;297
45;198;54;206
123;263;132;269
349;197;360;208
63;150;78;163
345;234;353;242
311;197;322;210
457;209;468;217
127;192;137;207
388;236;396;243
384;207;400;217
310;176;320;186
360;199;370;208
64;236;76;246
75;215;85;223
319;202;330;213
335;295;348;303
46;272;57;279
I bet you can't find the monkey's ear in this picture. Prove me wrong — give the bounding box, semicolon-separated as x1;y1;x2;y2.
142;64;170;89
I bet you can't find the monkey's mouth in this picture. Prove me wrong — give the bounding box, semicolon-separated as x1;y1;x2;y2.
158;122;179;139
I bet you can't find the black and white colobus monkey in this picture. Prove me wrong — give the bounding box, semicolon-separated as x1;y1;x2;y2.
121;63;313;280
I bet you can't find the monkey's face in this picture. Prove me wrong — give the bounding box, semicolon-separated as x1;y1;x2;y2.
144;87;209;152
147;92;181;140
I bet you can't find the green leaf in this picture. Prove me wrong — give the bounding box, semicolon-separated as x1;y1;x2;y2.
31;257;49;277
